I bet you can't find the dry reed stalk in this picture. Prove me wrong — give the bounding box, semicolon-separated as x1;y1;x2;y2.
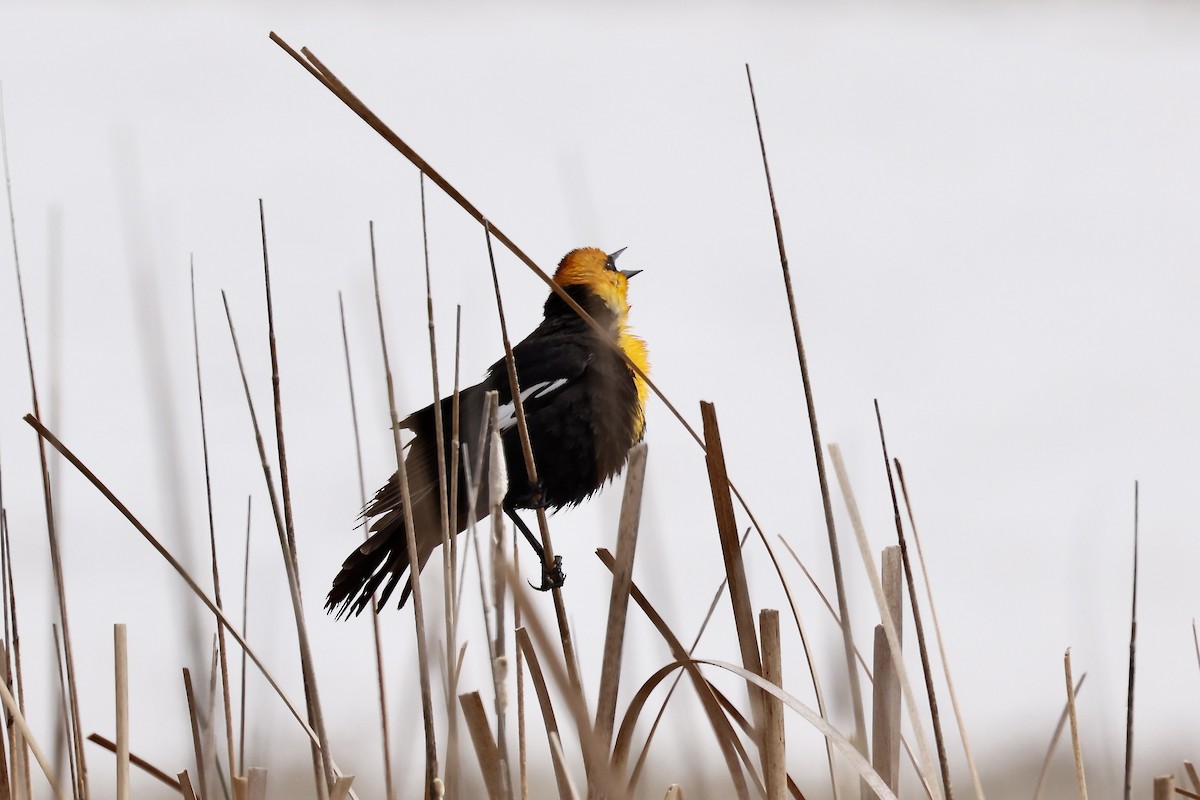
247;767;267;800
0;521;29;800
1154;776;1174;800
238;495;252;776
0;671;66;800
547;733;582;800
368;221;440;796
21;415;358;793
1176;786;1200;800
0;643;11;800
336;292;396;800
592;442;648;782
828;444;940;800
1185;762;1200;793
113;626;129;800
85;734;180;792
258;201;335;799
699;404;765;736
1063;649;1087;800
481;226;581;696
1032;668;1092;795
418;179;460;772
448;306;467;800
459;692;507;800
1;85;87;800
760;610;786;800
189;264;238;785
1124;482;1139;800
744;66;864;784
487;400;513;800
597;551;754;800
331;776;356;800
892;460;985;800
178;772;198;800
515;629;573;800
183;669;209;800
665;787;684;799
871;547;902;798
231;777;247;800
874;403;952;800
50;626;78;799
501;570;612;798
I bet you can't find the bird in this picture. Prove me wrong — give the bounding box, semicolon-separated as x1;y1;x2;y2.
327;246;648;618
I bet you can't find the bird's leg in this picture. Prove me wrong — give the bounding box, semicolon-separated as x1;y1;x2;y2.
504;508;566;592
528;478;551;509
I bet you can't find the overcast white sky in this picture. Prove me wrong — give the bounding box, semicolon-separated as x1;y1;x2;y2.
2;2;1200;798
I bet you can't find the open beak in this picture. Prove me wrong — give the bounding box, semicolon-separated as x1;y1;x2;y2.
608;247;640;278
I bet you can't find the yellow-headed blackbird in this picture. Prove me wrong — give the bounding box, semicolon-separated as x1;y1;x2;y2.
327;247;648;617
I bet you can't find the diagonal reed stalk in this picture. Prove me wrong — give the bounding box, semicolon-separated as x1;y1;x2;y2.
1;82;87;800
336;292;396;800
1063;649;1087;800
874;402;953;799
238;496;252;777
189;263;238;786
744;64;864;790
1123;481;1138;800
257;200;335;798
1032;673;1086;800
893;460;985;799
85;735;180;793
368;221;440;797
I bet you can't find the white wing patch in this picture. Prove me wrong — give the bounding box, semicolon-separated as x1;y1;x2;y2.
496;378;570;432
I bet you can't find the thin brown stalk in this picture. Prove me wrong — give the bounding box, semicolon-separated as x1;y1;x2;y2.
744;65;865;778
113;626;129;800
760;610;786;800
874;402;952;799
0;643;11;800
1175;786;1200;800
0;674;66;800
547;733;582;800
459;692;506;800
183;670;209;800
238;496;252;776
1;83;87;800
50;627;78;800
418;177;459;771
829;444;940;800
893;460;984;799
515;629;573;800
447;304;466;800
368;220;439;796
513;533;528;800
481;225;580;695
190;264;238;784
258;200;335;798
21;415;358;793
1124;482;1139;800
336;292;395;800
699;404;765;738
1032;672;1086;800
593;443;649;771
1064;650;1087;800
86;735;180;792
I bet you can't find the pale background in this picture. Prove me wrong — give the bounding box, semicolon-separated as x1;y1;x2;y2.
0;2;1198;798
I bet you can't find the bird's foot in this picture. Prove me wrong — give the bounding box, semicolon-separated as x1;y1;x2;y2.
529;479;552;510
529;555;566;593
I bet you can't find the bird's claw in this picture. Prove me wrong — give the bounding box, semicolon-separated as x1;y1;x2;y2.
529;555;566;592
529;480;551;510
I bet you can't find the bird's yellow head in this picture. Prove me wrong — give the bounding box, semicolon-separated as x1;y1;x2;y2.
553;247;641;318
